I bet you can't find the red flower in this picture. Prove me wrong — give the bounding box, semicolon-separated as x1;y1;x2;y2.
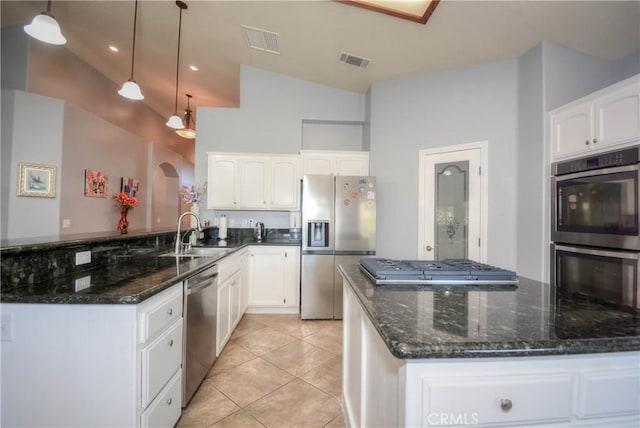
113;192;139;210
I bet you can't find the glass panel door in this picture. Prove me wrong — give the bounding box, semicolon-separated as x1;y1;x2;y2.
434;161;469;260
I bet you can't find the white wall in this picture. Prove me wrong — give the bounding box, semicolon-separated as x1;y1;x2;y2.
195;65;365;227
1;90;63;239
369;60;519;269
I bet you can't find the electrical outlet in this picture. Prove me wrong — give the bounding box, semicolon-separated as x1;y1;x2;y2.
1;313;14;341
62;219;71;228
75;251;91;266
74;275;91;292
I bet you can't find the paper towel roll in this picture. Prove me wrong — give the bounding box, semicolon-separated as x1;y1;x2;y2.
218;216;227;240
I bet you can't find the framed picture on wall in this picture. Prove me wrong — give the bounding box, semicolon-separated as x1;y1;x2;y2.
84;169;109;197
17;162;57;198
121;177;139;197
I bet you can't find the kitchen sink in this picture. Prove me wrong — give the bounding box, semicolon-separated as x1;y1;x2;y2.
160;247;230;258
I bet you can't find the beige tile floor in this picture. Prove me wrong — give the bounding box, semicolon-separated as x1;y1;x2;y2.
177;314;346;428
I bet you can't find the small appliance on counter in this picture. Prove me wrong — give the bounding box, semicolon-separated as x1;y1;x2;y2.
254;222;265;242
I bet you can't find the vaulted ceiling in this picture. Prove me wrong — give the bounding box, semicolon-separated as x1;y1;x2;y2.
2;1;639;121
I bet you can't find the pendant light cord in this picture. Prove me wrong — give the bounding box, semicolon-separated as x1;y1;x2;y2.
46;0;52;14
129;0;138;80
173;5;183;115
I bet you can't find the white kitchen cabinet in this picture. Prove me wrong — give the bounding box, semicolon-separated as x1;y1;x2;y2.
0;283;184;428
216;251;243;356
550;74;640;161
239;249;251;314
342;282;640;428
300;150;369;176
208;155;239;208
207;153;300;210
248;246;300;313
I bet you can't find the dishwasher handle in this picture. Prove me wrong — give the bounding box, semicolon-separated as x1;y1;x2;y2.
186;268;218;295
187;276;217;295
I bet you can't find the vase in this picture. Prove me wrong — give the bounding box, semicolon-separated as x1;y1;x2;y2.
117;208;129;234
190;203;199;228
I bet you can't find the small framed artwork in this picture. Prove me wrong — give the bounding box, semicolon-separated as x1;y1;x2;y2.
84;169;109;197
17;162;57;198
121;177;139;197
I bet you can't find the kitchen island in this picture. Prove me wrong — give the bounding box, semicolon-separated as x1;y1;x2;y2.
338;263;640;428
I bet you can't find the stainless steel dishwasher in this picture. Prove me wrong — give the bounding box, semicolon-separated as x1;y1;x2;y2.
182;264;218;406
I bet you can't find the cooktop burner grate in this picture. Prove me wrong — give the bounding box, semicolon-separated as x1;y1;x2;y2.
359;258;518;285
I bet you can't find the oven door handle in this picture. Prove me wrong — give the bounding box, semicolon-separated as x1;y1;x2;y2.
554;244;640;260
554;163;639;181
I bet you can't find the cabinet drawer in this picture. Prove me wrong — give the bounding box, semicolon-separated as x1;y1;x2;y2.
141;319;183;408
421;373;572;426
140;370;182;428
139;286;183;344
577;368;640;420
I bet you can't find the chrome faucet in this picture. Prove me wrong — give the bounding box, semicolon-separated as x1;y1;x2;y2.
175;212;203;254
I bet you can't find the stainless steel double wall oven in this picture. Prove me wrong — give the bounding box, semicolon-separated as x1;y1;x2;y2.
551;146;640;308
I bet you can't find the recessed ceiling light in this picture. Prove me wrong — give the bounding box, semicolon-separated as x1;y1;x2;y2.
189;65;199;72
109;45;119;52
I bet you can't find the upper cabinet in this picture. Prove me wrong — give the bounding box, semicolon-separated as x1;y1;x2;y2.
208;153;301;211
300;150;370;176
550;75;640;161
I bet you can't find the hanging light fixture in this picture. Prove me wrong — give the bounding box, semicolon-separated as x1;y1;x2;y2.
166;1;187;130
24;0;67;45
118;0;144;100
176;94;196;139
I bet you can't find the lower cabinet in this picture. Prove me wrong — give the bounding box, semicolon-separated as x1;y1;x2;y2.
343;282;640;428
0;282;185;428
248;246;300;313
216;249;248;356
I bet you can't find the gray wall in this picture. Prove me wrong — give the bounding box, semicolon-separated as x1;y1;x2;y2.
1;90;64;239
195;65;365;228
369;60;519;269
60;106;149;235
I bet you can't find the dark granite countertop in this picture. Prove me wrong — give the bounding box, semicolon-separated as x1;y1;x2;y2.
339;263;640;359
1;237;300;305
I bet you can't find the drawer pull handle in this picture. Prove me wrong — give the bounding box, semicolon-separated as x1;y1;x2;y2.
593;138;598;144
585;140;590;146
500;398;512;412
167;308;173;316
168;339;174;347
167;398;172;406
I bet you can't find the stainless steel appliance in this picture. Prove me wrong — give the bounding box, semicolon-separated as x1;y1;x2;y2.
301;175;377;319
551;243;639;308
551;146;640;250
254;222;265;242
182;265;219;406
359;258;518;285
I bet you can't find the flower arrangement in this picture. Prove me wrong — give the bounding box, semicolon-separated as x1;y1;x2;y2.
113;191;139;211
182;182;207;205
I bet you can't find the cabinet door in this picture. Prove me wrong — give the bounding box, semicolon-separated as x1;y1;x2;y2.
594;82;640;148
302;153;335;175
240;251;251;313
216;281;232;356
283;247;300;309
550;103;593;160
270;157;301;210
335;153;369;176
250;248;285;306
208;155;238;209
229;272;242;329
239;157;269;209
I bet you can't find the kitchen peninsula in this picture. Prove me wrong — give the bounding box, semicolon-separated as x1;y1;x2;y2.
339;264;640;428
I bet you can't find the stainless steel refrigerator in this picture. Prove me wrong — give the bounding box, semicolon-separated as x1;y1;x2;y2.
301;175;377;319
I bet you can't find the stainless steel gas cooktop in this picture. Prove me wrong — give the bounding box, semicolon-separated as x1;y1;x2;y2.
359;258;518;285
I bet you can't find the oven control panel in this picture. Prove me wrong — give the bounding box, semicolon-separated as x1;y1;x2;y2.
553;146;639;175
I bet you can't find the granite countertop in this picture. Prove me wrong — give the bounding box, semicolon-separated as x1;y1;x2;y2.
339;263;640;359
1;237;300;305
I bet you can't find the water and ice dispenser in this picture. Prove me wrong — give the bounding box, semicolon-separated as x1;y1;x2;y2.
307;221;329;247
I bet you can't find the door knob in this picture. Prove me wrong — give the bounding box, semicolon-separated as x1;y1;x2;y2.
426;245;433;251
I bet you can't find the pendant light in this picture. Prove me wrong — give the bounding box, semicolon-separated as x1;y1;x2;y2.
24;0;66;45
166;1;187;130
118;0;144;100
176;94;196;139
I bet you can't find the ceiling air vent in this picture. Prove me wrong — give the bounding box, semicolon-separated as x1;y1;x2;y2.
339;51;371;69
241;25;280;54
